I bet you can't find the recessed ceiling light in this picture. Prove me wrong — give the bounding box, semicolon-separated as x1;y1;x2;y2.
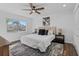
62;4;67;7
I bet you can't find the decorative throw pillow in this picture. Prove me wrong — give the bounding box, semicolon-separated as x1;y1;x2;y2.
38;29;48;35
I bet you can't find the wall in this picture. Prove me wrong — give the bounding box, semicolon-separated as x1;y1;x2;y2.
73;6;79;55
51;13;74;43
0;10;33;42
0;9;74;43
31;13;74;43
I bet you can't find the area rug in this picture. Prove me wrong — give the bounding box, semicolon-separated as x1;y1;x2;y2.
10;41;63;56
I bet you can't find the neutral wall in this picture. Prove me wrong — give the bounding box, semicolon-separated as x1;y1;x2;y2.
0;9;74;43
51;13;74;43
73;7;79;55
31;13;74;43
0;10;33;42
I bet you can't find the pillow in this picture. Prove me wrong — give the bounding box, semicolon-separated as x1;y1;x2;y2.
38;29;48;35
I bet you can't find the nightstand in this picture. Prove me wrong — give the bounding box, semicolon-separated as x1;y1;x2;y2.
52;34;64;44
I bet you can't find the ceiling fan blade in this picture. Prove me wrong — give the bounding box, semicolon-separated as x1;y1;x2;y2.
35;10;40;14
22;9;32;11
36;7;44;10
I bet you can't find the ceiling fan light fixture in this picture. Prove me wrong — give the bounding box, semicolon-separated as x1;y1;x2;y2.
32;10;35;12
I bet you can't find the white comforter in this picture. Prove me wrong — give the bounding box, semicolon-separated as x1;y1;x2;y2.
20;34;55;52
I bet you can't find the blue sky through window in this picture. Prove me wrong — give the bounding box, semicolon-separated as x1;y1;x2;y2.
19;20;27;26
7;20;27;26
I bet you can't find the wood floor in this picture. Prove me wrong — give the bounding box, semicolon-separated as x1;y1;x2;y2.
64;43;78;56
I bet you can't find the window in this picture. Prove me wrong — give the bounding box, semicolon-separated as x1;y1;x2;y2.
7;18;27;32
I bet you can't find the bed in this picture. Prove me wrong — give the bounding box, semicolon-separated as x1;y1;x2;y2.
20;34;55;52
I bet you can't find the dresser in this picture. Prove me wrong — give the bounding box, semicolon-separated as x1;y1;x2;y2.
0;36;9;56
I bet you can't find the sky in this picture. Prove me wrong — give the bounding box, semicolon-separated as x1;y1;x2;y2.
8;20;27;26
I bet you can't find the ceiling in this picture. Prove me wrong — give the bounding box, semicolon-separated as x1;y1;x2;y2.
0;3;76;17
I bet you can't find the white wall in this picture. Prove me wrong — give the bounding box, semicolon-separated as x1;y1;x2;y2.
31;13;74;43
51;13;74;43
73;6;79;55
0;9;74;44
0;10;33;42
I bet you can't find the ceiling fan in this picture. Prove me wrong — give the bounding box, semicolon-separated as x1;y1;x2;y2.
22;3;45;14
